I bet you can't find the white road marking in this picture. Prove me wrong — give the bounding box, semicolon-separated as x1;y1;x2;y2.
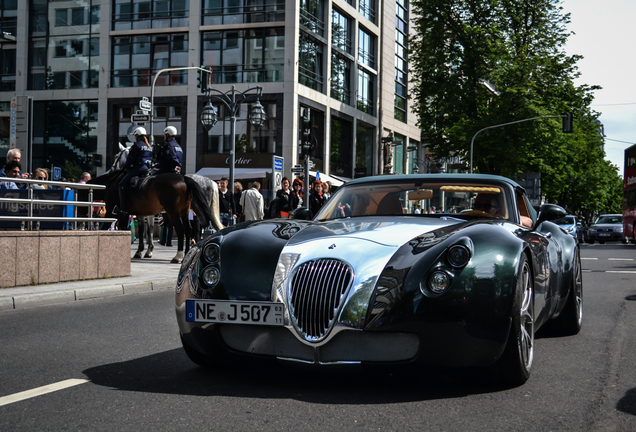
606;271;636;274
581;258;598;260
608;258;634;261
0;379;88;407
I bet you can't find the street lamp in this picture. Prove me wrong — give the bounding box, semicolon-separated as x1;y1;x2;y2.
201;85;265;207
200;102;218;131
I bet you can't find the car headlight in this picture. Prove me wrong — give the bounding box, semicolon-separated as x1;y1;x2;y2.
590;227;597;232
447;245;471;268
202;266;221;287
203;243;220;263
616;226;624;233
426;271;451;295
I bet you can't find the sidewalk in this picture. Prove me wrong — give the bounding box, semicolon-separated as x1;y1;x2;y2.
0;241;183;311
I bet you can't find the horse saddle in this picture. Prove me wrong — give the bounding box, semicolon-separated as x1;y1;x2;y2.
129;172;152;190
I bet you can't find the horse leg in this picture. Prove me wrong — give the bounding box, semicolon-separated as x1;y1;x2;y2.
170;213;186;264
134;217;144;259
144;216;154;258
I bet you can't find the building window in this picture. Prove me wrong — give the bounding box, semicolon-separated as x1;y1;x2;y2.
112;0;189;30
300;0;325;37
357;68;374;115
358;27;376;70
202;28;284;84
394;0;408;122
202;0;284;25
111;34;189;88
330;53;351;104
359;0;376;24
330;115;353;178
331;8;352;54
299;33;324;92
355;121;374;177
29;0;100;90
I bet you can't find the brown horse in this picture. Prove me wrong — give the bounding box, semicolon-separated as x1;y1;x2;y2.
87;170;222;263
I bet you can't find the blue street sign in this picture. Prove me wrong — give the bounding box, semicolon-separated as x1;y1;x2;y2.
53;166;62;180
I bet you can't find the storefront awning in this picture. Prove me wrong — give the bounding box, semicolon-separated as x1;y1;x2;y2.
309;171;346;187
195;167;272;180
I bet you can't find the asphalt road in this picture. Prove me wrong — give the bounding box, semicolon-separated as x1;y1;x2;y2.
1;243;635;431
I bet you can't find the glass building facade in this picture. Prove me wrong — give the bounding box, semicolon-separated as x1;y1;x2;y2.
0;0;422;184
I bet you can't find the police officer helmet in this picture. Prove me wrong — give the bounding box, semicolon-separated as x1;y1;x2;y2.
163;126;178;137
133;126;147;137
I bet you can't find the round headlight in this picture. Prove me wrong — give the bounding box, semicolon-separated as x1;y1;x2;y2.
428;271;451;294
203;243;220;263
447;245;470;268
202;266;220;287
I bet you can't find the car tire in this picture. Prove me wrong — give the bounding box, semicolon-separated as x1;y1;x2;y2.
621;237;628;244
555;247;583;335
496;253;534;386
180;334;210;367
599;241;605;244
586;239;594;244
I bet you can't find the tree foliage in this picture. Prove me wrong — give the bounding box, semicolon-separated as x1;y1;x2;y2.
410;0;622;215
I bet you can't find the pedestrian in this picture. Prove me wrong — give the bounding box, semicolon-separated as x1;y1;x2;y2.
233;181;243;222
0;160;21;189
276;177;298;218
0;149;28;180
78;172;91;184
218;176;235;226
309;180;326;216
239;181;264;221
115;126;153;215
322;181;331;200
292;177;304;208
154;126;183;174
32;168;49;189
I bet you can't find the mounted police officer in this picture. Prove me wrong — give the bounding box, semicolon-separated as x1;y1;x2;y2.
155;126;183;175
115;126;153;214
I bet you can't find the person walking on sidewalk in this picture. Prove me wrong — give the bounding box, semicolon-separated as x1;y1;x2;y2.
239;181;264;221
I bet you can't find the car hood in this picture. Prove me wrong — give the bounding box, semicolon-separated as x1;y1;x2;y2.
287;216;463;247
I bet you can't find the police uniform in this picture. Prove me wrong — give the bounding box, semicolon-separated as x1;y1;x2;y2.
118;138;153;212
156;137;183;175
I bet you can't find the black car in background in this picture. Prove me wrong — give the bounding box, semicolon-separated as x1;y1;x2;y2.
586;214;626;244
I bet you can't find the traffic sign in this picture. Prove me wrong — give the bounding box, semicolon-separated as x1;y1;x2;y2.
291;165;304;173
131;114;150;123
139;97;152;111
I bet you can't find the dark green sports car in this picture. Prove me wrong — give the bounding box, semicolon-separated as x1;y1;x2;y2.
175;174;582;386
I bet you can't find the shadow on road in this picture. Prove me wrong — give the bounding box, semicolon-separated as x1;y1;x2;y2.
617;388;636;416
82;348;512;404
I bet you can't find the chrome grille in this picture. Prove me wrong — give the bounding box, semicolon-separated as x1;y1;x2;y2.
289;259;353;341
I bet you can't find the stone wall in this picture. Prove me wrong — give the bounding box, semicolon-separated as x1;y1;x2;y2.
0;231;131;288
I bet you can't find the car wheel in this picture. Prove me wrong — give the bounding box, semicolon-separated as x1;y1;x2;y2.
180;334;210;367
556;247;583;335
497;254;534;386
621;237;628;244
586;239;594;244
599;241;605;244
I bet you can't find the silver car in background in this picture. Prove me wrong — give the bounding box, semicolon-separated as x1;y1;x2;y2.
586;214;626;244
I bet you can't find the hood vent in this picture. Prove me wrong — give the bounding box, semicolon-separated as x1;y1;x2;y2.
289;259;353;342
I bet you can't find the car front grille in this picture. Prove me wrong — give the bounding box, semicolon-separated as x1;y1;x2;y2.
289;259;353;341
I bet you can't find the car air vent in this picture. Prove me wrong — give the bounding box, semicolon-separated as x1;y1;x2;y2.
289;259;353;342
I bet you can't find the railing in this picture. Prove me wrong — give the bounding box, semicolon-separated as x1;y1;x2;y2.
0;177;115;231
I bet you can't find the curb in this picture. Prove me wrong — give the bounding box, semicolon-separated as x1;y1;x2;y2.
0;278;176;311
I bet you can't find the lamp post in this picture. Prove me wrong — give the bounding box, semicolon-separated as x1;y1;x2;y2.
200;85;266;198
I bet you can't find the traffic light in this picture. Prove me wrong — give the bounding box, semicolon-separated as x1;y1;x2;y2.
562;112;573;133
198;66;209;94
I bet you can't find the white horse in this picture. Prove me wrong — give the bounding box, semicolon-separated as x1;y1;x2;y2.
111;144;222;261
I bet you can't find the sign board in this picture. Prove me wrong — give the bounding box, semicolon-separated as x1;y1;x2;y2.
10;96;33;172
291;165;304;173
139;97;152;111
272;155;284;192
131;114;150;123
52;166;61;180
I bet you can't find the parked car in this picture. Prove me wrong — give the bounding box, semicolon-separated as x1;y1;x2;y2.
553;215;581;240
176;174;582;386
586;214;626;244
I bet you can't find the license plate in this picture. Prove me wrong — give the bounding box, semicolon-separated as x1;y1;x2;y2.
185;299;284;325
599;233;610;237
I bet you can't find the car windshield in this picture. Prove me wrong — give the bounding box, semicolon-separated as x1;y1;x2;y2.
596;215;622;224
554;216;576;225
314;180;511;221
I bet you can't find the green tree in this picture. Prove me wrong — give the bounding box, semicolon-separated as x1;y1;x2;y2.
410;0;622;213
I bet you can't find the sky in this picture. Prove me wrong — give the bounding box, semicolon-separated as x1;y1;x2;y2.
562;0;636;176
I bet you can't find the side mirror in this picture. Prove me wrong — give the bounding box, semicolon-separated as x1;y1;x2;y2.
290;207;313;220
536;203;567;226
